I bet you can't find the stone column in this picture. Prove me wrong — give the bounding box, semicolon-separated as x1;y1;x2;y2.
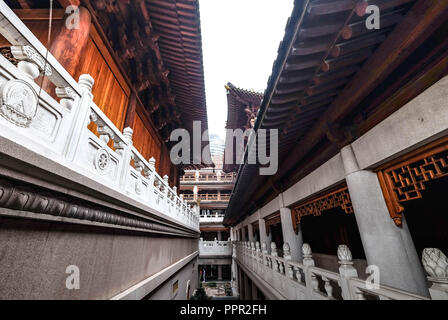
242;226;247;241
251;281;259;300
279;195;303;262
217;231;222;241
248;223;254;242
239;268;245;299
341;145;430;297
218;265;223;281
244;273;251;300
231;258;238;294
258;215;272;253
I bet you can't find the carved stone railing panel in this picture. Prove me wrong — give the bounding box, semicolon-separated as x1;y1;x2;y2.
199;240;232;257
0;4;199;232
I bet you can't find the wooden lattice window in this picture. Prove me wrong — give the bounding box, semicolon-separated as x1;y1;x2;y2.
291;185;353;234
377;135;448;226
264;212;281;236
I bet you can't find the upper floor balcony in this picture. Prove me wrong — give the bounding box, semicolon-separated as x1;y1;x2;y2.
0;4;199;232
199;239;232;257
180;171;236;185
182;192;231;203
199;212;225;224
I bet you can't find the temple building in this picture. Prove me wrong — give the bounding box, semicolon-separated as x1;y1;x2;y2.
226;0;448;300
0;0;208;299
1;0;448;302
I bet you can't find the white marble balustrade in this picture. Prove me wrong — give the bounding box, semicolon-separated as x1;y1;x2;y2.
0;3;199;232
234;241;432;300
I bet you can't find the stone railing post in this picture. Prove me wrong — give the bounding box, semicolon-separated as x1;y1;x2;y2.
117;127;133;189
271;242;278;257
143;157;156;205
302;243;316;298
63;74;94;161
422;248;448;300
337;244;358;300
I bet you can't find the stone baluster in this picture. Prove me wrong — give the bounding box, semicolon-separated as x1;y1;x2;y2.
163;175;169;196
337;244;358;300
422;248;448;300
94;117;115;145
56;86;77;110
117;127;133;188
283;243;295;280
144;157;156;202
293;266;304;283
322;276;334;298
354;288;366;300
262;242;270;267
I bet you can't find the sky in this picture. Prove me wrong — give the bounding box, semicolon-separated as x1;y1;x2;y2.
199;0;295;140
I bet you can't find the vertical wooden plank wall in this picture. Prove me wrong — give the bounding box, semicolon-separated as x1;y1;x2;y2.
6;9;180;187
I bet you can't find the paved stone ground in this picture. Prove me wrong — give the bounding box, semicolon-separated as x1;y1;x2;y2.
202;281;231;298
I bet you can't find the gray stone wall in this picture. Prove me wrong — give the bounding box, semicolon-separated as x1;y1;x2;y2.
0;216;198;299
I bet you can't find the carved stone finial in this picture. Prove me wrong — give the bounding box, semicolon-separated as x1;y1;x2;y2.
163;175;169;184
283;243;291;261
256;241;260;251
123;127;133;142
422;248;448;280
302;243;312;259
173;186;177;194
271;242;278;257
148;157;156;169
337;244;353;265
78;74;94;92
262;242;267;253
251;242;255;250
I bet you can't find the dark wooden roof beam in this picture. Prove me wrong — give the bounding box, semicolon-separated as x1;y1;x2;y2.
331;32;387;57
321;48;371;72
292;35;334;55
342;11;403;39
312;65;359;85
307;0;356;16
355;0;415;17
306;78;348;96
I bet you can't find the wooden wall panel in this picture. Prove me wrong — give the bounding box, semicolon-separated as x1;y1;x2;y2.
132;113;162;172
74;26;130;131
